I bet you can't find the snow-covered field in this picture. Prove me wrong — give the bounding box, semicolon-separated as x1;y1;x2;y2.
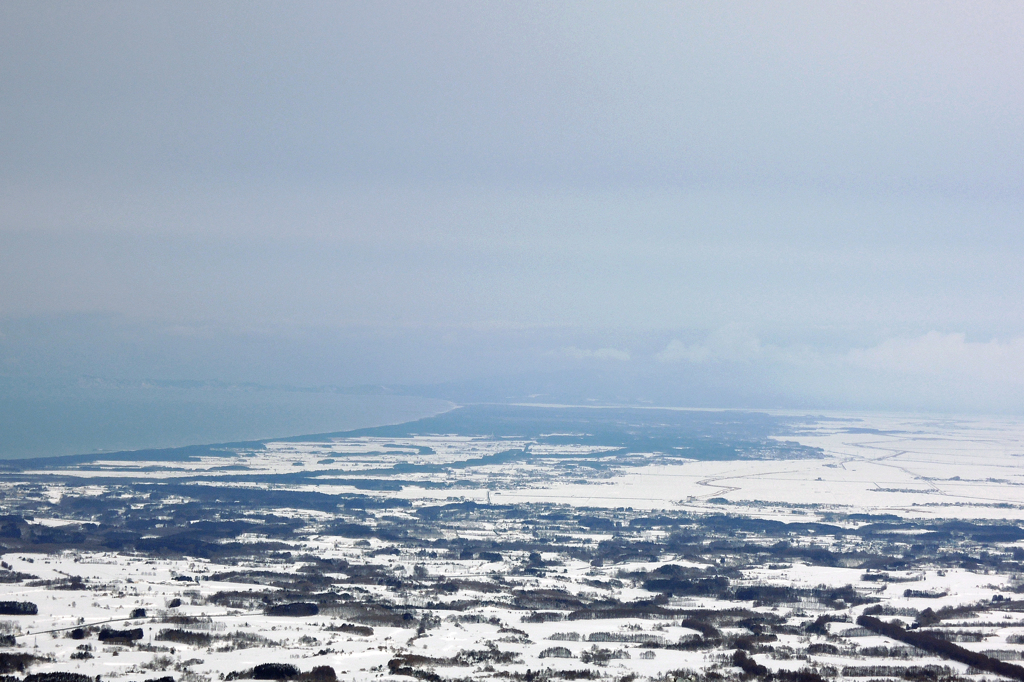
1;408;1023;682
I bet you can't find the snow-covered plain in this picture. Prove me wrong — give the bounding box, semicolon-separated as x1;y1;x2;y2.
1;408;1023;682
492;412;1024;518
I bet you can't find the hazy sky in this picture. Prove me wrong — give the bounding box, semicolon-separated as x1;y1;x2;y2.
2;1;1023;413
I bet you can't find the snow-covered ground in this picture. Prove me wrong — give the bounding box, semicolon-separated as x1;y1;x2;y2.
1;409;1023;682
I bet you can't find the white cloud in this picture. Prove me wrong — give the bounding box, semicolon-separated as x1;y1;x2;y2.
649;329;1024;411
559;346;631;362
845;332;1024;381
654;339;711;363
656;328;1024;388
656;325;761;363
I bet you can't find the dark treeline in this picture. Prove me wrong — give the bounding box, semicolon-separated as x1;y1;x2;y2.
857;615;1024;681
0;601;37;615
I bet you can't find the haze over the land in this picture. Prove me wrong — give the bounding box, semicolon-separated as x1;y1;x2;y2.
2;1;1023;421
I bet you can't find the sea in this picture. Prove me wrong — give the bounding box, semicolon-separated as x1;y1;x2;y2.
0;378;452;460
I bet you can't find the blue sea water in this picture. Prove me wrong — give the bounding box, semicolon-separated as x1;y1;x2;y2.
0;379;452;460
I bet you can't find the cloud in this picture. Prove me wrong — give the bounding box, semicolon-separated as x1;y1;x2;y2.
559;346;631;362
656;326;762;364
646;329;1024;411
845;331;1024;382
654;340;711;364
656;328;1024;384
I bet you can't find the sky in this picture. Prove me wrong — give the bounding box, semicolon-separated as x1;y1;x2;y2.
2;1;1023;416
